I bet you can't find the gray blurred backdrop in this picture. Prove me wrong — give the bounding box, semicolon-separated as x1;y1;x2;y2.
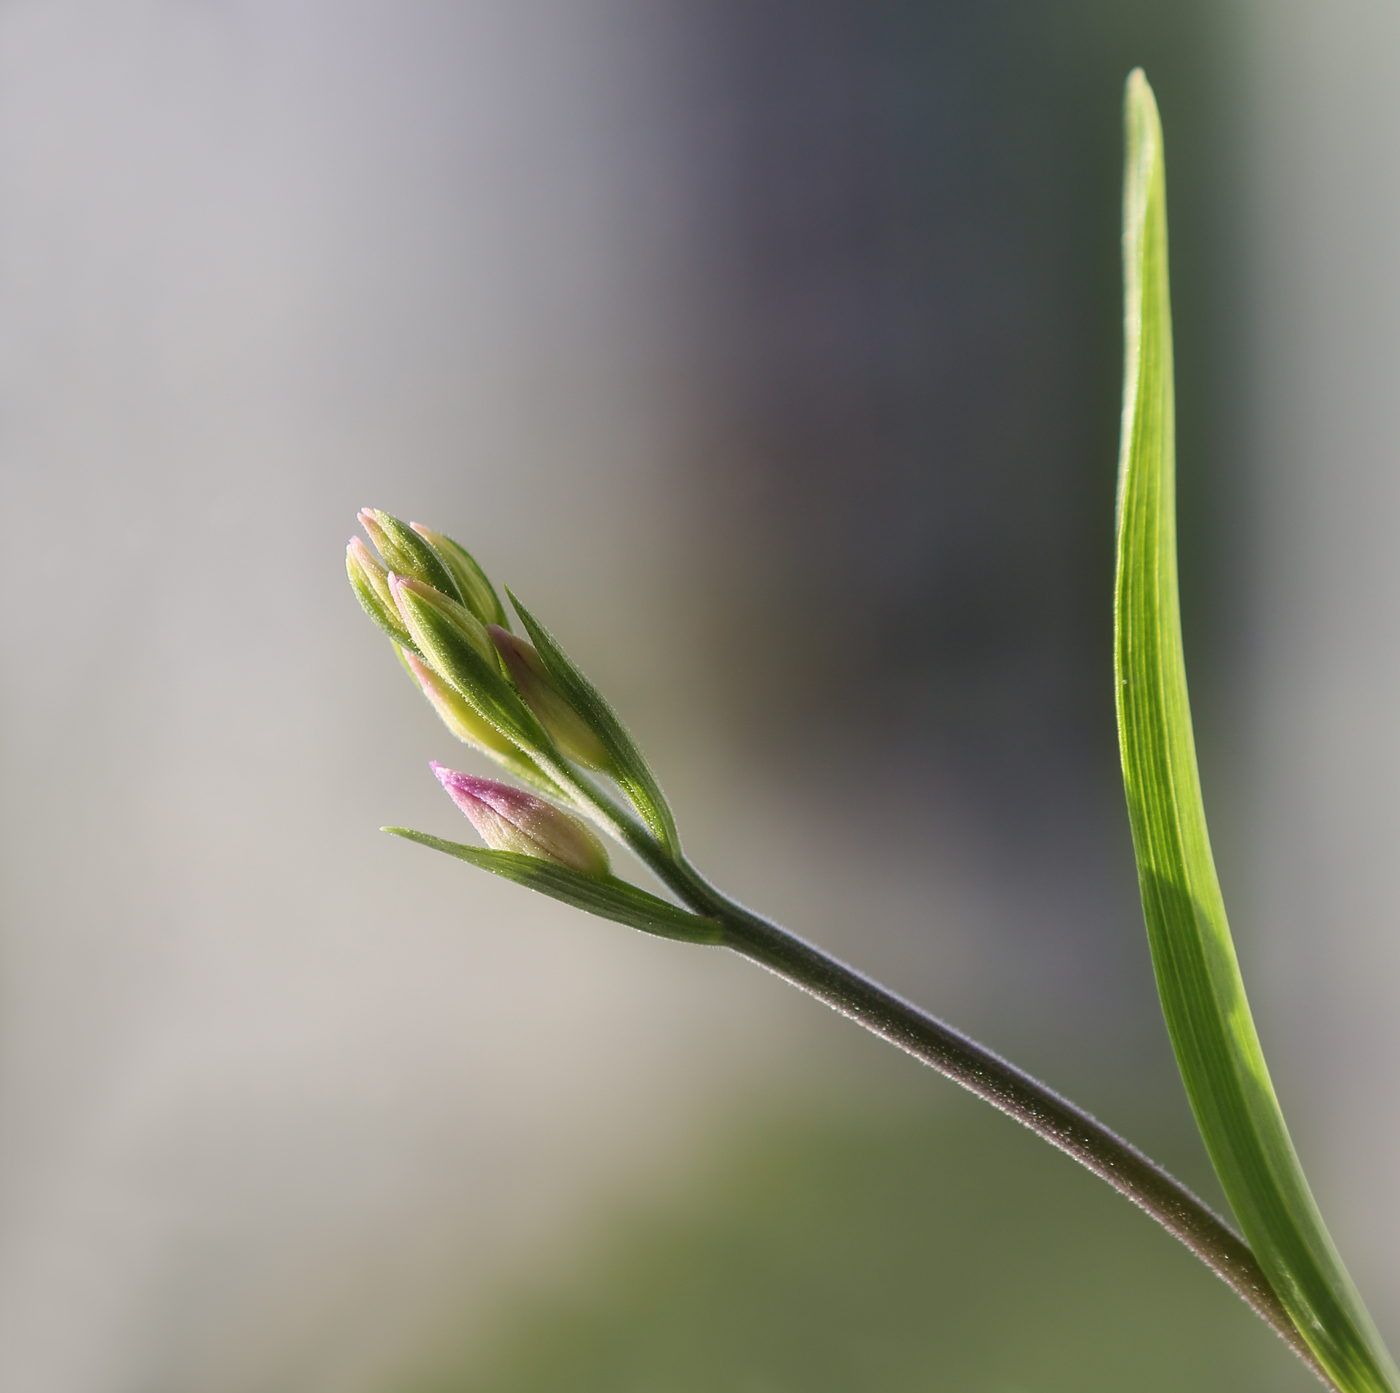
1;3;1396;1391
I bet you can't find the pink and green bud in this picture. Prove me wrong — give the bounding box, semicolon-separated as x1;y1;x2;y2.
388;573;497;667
409;523;506;628
347;537;413;646
489;625;610;770
400;647;517;756
358;507;463;604
432;764;610;878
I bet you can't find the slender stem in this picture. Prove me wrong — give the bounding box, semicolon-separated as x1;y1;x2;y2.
640;848;1331;1388
535;754;1328;1381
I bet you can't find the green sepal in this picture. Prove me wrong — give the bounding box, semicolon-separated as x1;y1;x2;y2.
363;509;465;605
384;829;722;944
413;525;509;630
507;589;679;852
392;641;562;792
347;549;416;650
394;584;581;798
1115;71;1398;1393
398;584;549;753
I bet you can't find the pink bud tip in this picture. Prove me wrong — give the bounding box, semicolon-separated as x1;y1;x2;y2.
431;763;526;819
388;572;432;600
429;763;609;877
359;509;393;556
431;760;489;805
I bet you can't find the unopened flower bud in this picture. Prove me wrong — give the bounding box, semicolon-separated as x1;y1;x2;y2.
409;523;506;628
400;648;517;757
489;625;610;770
358;508;463;605
431;764;610;877
347;537;413;646
389;573;497;666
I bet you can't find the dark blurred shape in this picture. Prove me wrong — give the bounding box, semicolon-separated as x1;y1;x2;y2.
661;1;1242;826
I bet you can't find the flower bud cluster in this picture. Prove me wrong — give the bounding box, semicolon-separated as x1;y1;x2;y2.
348;507;613;771
347;507;628;875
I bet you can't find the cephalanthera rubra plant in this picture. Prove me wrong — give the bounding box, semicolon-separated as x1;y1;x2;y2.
347;71;1397;1393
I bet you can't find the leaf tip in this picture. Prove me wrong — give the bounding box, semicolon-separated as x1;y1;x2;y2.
1123;68;1163;197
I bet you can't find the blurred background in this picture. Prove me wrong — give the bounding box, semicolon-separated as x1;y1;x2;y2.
1;2;1396;1389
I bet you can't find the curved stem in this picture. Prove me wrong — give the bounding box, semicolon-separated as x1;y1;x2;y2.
535;754;1326;1380
640;849;1331;1388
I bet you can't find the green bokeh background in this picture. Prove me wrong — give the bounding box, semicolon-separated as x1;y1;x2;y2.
405;1095;1312;1393
2;2;1395;1390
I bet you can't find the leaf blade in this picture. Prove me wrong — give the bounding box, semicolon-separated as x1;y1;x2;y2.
1115;70;1397;1393
384;829;722;943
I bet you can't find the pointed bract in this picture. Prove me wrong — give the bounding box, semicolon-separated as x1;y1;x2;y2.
359;508;464;604
431;764;609;877
490;625;611;769
409;524;507;629
401;648;517;756
389;573;497;665
347;537;413;647
386;574;551;761
506;589;679;850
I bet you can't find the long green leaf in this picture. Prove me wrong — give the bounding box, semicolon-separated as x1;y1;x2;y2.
384;829;722;943
1115;70;1397;1393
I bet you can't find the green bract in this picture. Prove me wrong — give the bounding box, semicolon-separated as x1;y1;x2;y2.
346;537;414;649
397;644;522;760
508;590;679;851
490;626;613;770
382;832;722;944
359;508;464;603
410;523;509;629
1114;70;1398;1393
390;575;546;753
